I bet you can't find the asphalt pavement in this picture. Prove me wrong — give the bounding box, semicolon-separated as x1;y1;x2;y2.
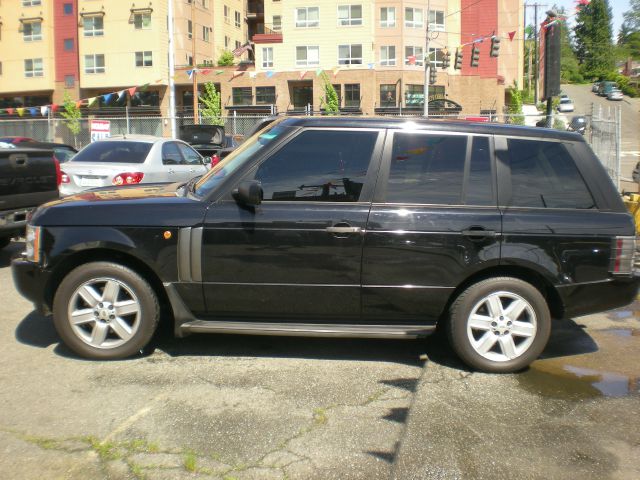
1;240;639;480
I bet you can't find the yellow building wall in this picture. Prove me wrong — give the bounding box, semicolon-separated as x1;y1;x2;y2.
0;1;55;94
212;0;248;60
498;0;524;87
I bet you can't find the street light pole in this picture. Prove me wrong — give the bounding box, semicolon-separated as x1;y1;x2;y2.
191;1;199;124
168;0;177;138
423;0;431;117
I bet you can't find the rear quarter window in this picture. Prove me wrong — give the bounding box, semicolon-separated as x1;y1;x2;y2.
505;139;595;209
71;141;152;164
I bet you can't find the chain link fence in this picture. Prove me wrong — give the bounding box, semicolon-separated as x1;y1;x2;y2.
590;104;622;190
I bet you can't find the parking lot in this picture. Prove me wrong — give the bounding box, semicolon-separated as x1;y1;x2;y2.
1;239;639;480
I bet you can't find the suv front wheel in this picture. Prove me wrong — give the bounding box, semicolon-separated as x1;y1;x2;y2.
53;262;160;360
447;277;551;373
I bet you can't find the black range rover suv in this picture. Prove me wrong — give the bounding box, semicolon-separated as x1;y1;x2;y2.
12;117;639;372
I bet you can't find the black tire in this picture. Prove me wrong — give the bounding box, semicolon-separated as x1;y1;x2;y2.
0;237;10;250
447;277;551;373
53;261;160;360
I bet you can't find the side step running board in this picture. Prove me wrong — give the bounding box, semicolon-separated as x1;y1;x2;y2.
179;320;435;339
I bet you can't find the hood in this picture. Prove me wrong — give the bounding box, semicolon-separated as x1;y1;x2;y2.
179;125;225;146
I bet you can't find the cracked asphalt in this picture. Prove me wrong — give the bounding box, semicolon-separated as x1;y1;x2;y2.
1;240;640;480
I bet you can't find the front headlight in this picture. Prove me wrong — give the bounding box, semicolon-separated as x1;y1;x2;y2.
25;225;41;263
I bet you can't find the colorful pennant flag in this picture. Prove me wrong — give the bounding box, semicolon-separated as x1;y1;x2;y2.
75;100;83;109
128;87;137;97
367;63;374;69
29;107;38;116
266;70;275;78
299;70;307;80
16;108;25;117
332;67;340;78
6;108;14;115
187;69;194;80
87;97;97;107
508;31;516;41
249;71;257;78
117;90;126;100
315;68;323;76
51;104;59;113
200;69;211;76
102;93;113;104
215;70;225;75
40;106;48;117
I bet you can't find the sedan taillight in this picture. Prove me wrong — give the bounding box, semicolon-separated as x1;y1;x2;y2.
610;236;636;275
60;170;70;184
113;172;144;186
53;157;62;186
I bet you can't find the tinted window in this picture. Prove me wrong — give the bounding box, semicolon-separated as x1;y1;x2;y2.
255;129;378;202
387;133;467;204
162;143;182;165
465;136;494;206
506;139;594;209
177;143;202;165
71;141;152;164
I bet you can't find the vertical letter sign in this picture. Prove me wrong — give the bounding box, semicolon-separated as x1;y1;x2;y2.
90;120;111;142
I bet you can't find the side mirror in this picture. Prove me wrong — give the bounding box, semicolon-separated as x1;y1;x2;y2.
203;156;212;165
233;180;263;206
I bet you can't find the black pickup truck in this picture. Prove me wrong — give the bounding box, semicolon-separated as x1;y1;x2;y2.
0;146;60;249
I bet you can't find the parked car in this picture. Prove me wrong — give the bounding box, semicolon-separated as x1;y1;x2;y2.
592;82;601;93
598;81;617;96
12;118;639;372
557;97;575;113
179;125;238;165
607;89;624;101
59;135;209;196
21;141;77;163
0;136;36;145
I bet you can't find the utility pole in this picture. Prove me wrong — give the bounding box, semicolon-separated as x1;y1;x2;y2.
168;0;176;138
191;1;199;124
526;2;547;105
423;0;431;117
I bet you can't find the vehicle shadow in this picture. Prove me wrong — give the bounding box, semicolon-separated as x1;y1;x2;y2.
0;240;24;268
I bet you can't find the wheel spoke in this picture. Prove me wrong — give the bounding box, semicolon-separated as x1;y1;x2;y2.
70;309;96;326
511;320;535;338
89;322;109;347
469;314;493;331
102;280;120;303
504;299;528;320
114;300;139;317
486;295;504;317
499;335;518;359
77;285;101;308
110;318;133;341
475;332;498;354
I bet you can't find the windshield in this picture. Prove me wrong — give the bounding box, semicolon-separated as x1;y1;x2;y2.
70;141;152;163
560;98;571;104
194;120;289;198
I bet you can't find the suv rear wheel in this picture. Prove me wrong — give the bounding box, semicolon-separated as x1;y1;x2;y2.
447;277;551;373
53;262;159;359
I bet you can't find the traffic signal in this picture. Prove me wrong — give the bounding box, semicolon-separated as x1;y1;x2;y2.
490;36;501;57
471;46;480;67
429;67;437;84
442;51;451;70
454;49;463;70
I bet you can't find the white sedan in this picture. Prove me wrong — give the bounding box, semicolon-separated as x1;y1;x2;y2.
607;89;624;101
557;98;575;113
60;135;210;196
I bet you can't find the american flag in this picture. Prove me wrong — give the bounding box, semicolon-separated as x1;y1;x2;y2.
232;43;253;57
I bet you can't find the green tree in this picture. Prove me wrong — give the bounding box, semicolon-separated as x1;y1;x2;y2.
506;82;525;125
198;82;224;126
574;0;615;78
553;6;583;83
319;72;339;114
217;51;234;66
59;91;82;148
618;1;640;59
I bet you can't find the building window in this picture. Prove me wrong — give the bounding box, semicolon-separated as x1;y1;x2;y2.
428;47;443;68
344;84;360;107
134;13;151;29
135;51;153;67
380;46;395;66
296;45;319;66
233;87;253;106
296;7;319;28
23;21;42;42
63;3;73;15
235;40;241;50
429;10;445;32
333;84;342;105
262;47;273;68
64;75;75;87
22;0;42;6
405;84;424;106
83;16;104;37
24;58;43;77
338;44;362;65
338;5;362;26
405;46;423;66
202;26;210;42
202;0;209;8
235;11;241;28
272;15;282;31
187;20;192;39
63;38;74;51
0;62;3;75
256;86;276;104
224;6;230;23
188;55;193;66
225;36;230;48
405;7;423;28
380;84;396;107
380;7;395;27
85;54;105;74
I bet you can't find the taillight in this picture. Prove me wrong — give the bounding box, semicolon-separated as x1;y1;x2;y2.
60;171;70;184
53;157;62;186
112;172;144;186
610;236;636;275
211;154;221;167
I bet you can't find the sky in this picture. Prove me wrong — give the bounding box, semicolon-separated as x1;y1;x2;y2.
526;0;631;36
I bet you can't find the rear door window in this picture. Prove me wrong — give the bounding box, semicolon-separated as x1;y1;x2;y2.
505;139;595;209
162;142;182;165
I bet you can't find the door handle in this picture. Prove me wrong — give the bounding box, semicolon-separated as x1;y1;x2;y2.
462;228;497;238
326;226;362;234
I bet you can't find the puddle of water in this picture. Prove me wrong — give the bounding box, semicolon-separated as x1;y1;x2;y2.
518;363;639;400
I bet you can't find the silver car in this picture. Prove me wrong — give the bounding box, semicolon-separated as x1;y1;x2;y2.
60;135;209;196
607;89;623;101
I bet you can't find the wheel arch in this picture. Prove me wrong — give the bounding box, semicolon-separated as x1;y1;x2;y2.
443;265;565;321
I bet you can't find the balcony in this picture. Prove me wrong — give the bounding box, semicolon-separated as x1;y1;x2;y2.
252;25;282;44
